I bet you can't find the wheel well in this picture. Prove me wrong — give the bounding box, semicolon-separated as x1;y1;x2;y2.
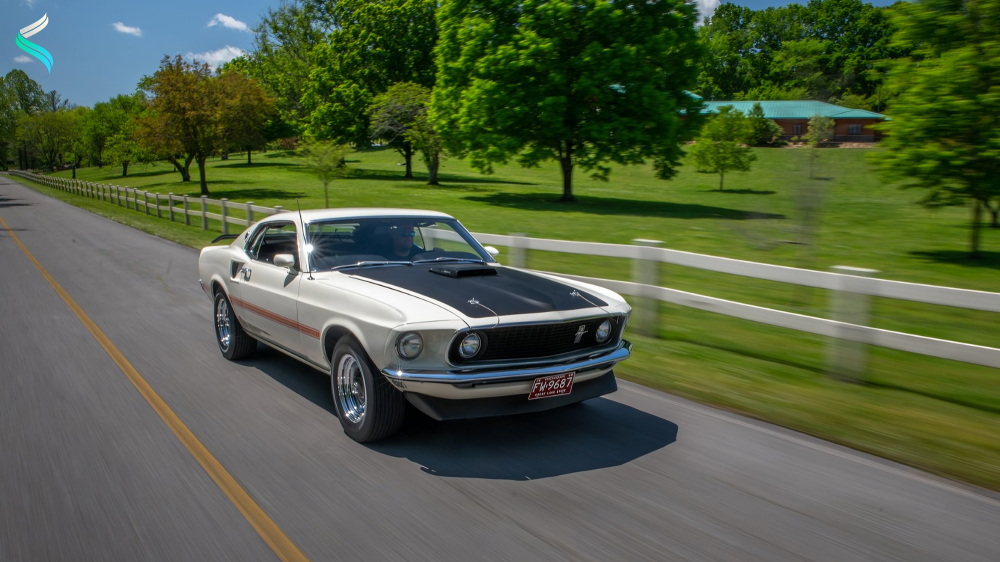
324;326;354;363
211;280;224;297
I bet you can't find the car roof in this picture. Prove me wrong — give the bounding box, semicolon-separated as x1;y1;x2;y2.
267;208;455;223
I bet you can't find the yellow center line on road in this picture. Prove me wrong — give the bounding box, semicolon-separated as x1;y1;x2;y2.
0;213;312;562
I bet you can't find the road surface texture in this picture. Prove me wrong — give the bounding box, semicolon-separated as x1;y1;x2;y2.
1;174;998;562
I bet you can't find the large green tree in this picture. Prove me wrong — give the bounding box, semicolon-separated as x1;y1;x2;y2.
16;109;81;171
1;70;46;169
433;0;703;201
140;56;222;195
102;93;148;177
368;82;430;178
697;0;904;103
688;106;756;191
302;0;438;144
877;0;1000;257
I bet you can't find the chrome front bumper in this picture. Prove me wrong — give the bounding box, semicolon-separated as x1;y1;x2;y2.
381;340;632;386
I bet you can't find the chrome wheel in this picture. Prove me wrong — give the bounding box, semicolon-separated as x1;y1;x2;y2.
337;353;367;424
216;297;231;353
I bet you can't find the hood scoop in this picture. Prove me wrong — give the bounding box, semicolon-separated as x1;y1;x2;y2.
429;265;498;278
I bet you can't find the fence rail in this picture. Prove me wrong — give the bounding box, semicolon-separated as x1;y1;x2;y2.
10;169;999;376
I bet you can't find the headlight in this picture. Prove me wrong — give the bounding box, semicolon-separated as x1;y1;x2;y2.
396;332;423;359
458;333;482;358
596;320;612;342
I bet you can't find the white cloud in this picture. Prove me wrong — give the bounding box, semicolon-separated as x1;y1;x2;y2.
112;22;143;37
14;55;33;64
207;13;249;32
186;45;245;69
695;0;721;25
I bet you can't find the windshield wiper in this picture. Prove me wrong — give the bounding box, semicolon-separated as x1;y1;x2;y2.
331;260;412;271
412;257;486;265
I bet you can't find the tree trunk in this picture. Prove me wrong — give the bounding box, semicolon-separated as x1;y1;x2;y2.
988;200;999;228
247;146;252;165
970;199;983;258
72;164;76;179
427;151;439;186
719;170;725;191
404;144;413;179
559;140;575;202
197;155;209;196
122;161;129;178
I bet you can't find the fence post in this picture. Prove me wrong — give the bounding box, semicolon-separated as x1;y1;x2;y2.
168;193;175;222
183;195;190;226
116;186;121;206
631;239;663;338
201;196;208;230
246;202;254;225
221;198;229;235
273;205;283;215
826;266;879;383
507;233;527;269
144;191;150;215
154;193;161;218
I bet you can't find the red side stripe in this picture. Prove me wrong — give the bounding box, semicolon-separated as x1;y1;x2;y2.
230;296;321;339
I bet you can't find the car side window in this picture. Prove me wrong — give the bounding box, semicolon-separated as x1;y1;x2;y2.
247;222;299;265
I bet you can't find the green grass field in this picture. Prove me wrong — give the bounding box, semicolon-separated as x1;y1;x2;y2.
11;146;1000;489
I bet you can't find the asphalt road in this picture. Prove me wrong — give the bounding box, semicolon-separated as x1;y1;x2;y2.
1;174;999;562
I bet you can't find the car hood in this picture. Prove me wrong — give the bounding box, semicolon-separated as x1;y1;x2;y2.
347;264;608;319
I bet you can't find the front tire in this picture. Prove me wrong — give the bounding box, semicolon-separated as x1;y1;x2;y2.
214;291;256;360
331;337;405;442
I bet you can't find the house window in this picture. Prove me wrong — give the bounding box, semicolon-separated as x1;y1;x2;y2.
848;124;863;135
793;124;803;136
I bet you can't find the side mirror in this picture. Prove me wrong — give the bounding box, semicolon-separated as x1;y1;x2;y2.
273;254;297;272
483;246;500;257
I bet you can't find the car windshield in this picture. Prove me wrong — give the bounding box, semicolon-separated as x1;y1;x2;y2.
304;217;492;271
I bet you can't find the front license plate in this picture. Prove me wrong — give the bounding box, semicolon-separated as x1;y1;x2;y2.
528;372;575;400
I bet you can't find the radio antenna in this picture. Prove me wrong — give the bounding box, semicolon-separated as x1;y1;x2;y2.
296;199;314;280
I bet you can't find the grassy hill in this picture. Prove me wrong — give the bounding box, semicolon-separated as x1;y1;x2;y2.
15;146;1000;490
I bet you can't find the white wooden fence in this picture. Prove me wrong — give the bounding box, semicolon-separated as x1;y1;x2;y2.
10;170;1000;377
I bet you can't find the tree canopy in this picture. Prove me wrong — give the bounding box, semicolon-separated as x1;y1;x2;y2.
688;106;756;191
697;0;906;108
876;0;1000;257
432;0;704;201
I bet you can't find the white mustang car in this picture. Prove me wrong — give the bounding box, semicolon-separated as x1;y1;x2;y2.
199;209;632;442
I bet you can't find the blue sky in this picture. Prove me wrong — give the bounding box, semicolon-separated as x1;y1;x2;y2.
3;0;898;108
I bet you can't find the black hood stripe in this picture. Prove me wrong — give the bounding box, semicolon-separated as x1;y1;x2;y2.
349;265;607;318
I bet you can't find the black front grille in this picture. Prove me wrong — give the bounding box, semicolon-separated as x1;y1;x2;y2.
450;316;622;364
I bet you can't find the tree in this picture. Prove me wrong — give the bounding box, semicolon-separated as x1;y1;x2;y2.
303;0;438;145
299;141;350;208
216;72;275;165
16;109;80;171
688;106;756;191
247;0;338;131
433;0;703;202
407;109;445;186
1;70;45;169
368;82;430;178
101;93;148;177
139;56;224;195
746;102;783;145
804;114;835;179
876;0;1000;257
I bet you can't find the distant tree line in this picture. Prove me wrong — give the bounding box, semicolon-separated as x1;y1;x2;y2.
696;0;907;111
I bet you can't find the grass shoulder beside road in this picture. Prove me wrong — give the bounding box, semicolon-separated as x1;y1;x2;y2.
7;148;1000;490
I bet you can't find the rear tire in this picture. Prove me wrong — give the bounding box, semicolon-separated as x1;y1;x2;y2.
214;291;256;360
331;337;405;442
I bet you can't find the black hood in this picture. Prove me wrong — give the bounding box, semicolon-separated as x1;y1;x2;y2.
349;265;608;318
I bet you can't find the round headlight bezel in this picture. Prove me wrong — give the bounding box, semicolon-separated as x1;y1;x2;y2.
396;332;423;359
596;319;613;343
458;332;483;358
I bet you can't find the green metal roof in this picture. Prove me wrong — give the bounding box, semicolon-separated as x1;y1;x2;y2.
701;100;885;120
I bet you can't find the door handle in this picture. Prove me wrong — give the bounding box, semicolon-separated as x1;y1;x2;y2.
240;267;252;281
